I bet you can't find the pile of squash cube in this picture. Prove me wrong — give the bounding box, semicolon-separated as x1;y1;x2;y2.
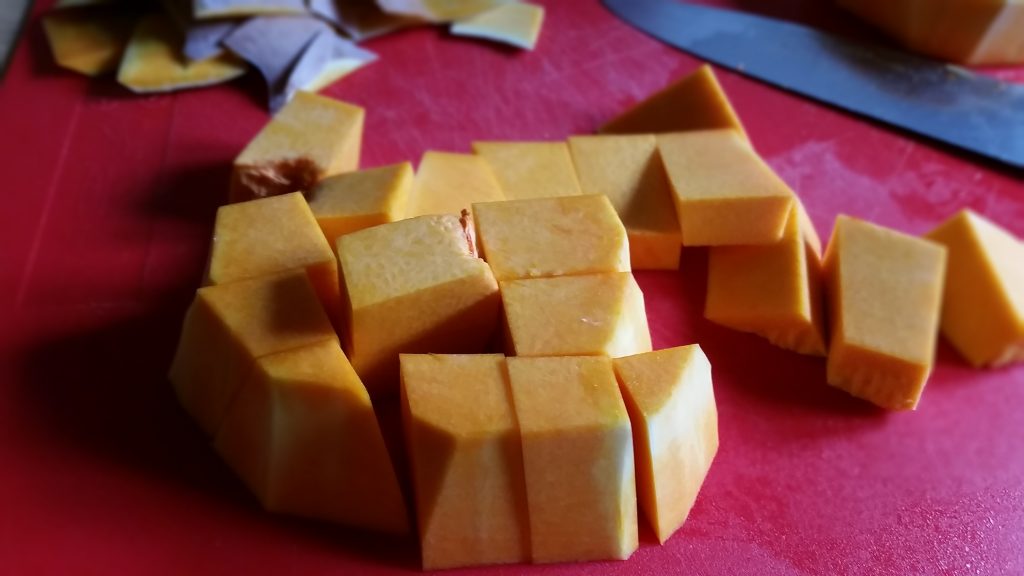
170;65;1024;569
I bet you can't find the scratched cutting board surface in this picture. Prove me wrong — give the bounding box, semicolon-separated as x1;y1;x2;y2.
1;1;1023;574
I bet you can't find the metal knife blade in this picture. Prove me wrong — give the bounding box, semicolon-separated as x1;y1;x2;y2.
0;0;31;80
603;0;1024;170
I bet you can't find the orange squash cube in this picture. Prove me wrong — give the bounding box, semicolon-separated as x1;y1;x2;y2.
705;203;827;356
214;340;408;533
473;195;630;281
230;91;364;202
42;8;136;76
568;135;682;270
336;214;501;393
306;162;413;248
507;356;638;563
450;3;546;50
400;354;530;569
601;64;746;139
500;273;652;358
659;129;794;246
406;151;504;218
838;0;1024;65
926;210;1024;368
116;15;246;94
168;271;337;435
614;345;718;544
824;216;947;410
206;192;342;328
472;141;583;200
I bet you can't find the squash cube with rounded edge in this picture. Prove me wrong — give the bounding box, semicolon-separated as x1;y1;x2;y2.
169;271;338;436
336;214;501;394
507;356;638;563
568;134;682;270
500;272;652;358
473;195;630;281
658;129;794;247
601;64;747;139
400;354;529;570
206;192;342;328
926;210;1024;368
307;162;413;248
824;215;947;410
706;202;827;356
230;91;364;202
215;340;409;534
613;345;718;544
472;141;583;200
406;151;504;218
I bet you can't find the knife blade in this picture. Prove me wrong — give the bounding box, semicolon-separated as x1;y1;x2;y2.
0;0;31;81
603;0;1024;170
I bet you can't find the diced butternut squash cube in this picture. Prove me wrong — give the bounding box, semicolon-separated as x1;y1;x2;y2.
230;91;364;202
838;0;1024;65
450;2;546;50
42;8;136;76
206;192;342;328
214;340;408;533
406;151;504;218
705;203;827;356
568;135;682;270
307;162;413;248
168;271;337;435
116;15;246;94
507;356;638;563
601;65;746;139
336;214;501;393
824;216;947;410
472;141;583;200
378;0;509;22
613;345;718;544
925;210;1024;367
501;273;652;358
659;130;795;246
400;354;529;569
473;195;630;281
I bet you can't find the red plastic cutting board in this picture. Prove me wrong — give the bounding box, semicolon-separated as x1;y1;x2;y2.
2;1;1023;574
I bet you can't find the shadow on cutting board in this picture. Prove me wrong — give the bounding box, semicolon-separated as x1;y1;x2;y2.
13;148;420;567
15;302;420;569
670;247;886;418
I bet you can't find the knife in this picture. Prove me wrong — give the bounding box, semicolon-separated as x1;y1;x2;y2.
602;0;1024;170
0;0;31;81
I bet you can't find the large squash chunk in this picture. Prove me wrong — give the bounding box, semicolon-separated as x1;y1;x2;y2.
507;356;638;563
824;216;947;410
601;64;746;139
838;0;1024;65
214;340;408;533
230;91;364;202
500;273;652;358
306;162;413;248
168;271;338;435
658;129;794;247
568;135;682;270
406;151;504;218
206;192;342;328
400;354;530;570
336;214;501;394
473;195;630;281
926;210;1024;368
613;345;718;544
472;141;583;200
705;203;827;356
